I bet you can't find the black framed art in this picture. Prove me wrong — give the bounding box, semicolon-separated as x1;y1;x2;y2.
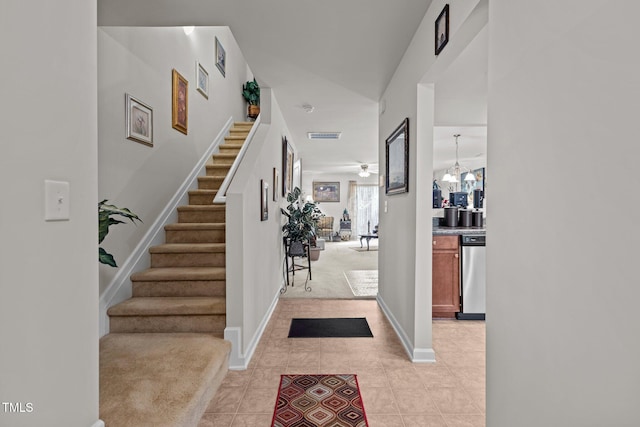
435;4;449;55
385;118;409;195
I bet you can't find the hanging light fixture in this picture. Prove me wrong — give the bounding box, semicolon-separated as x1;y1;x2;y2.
442;134;475;184
359;164;370;177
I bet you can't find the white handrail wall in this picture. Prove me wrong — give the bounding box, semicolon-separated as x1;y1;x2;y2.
213;115;262;204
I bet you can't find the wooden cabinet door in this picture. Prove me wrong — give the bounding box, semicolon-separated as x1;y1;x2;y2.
432;236;460;318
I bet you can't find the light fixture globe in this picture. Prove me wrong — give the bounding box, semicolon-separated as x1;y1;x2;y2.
358;164;370;178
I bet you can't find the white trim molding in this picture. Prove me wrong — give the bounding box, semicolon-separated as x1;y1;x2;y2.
91;420;105;427
225;291;279;370
377;295;436;363
98;117;235;337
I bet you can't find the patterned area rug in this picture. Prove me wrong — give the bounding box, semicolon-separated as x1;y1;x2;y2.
272;374;368;427
344;270;378;298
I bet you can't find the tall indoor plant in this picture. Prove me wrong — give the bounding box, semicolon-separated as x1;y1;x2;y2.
98;199;141;267
242;78;260;119
281;187;322;256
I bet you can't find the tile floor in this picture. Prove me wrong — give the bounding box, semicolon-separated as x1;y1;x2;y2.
199;299;485;427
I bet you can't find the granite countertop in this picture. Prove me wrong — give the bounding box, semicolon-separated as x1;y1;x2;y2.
433;225;486;236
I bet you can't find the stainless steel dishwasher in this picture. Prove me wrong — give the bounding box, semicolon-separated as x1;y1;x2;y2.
456;235;486;320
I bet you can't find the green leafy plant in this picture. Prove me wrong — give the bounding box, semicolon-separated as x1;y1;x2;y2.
242;78;260;106
281;187;323;247
99;200;142;267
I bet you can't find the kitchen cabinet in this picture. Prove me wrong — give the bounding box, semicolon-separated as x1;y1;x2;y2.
432;235;460;318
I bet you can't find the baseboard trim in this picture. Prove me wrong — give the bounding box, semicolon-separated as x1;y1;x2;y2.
91;420;105;427
98;116;235;337
376;295;435;363
225;291;280;370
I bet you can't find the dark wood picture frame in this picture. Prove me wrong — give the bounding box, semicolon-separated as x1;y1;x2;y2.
260;179;269;221
171;69;188;134
273;167;279;202
435;4;450;55
282;137;293;196
385;117;409;195
313;182;340;202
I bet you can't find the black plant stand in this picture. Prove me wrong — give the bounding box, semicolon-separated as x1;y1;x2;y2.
282;238;312;293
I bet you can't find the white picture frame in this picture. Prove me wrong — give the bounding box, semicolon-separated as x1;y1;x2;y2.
125;93;153;147
215;37;226;77
196;61;209;99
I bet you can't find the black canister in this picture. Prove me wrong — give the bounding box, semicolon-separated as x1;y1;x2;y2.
459;209;472;227
444;206;459;227
472;210;483;227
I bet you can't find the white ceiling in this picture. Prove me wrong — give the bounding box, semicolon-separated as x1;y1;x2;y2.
98;0;487;177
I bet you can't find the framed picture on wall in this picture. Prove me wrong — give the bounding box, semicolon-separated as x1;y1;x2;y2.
125;93;153;147
171;69;188;134
313;182;340;202
385;117;409;195
273;168;279;202
435;4;450;55
282;137;293;196
215;37;226;77
196;61;209;99
260;179;269;221
293;159;301;191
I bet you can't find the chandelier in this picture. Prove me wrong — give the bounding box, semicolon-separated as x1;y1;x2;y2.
358;164;370;177
442;134;475;184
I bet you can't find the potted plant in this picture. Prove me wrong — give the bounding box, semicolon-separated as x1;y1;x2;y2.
242;78;260;119
99;200;142;267
281;187;323;257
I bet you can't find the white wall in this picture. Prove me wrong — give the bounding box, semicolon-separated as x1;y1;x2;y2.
0;1;99;426
487;1;640;425
225;90;297;368
378;0;483;360
98;26;249;294
301;172;378;237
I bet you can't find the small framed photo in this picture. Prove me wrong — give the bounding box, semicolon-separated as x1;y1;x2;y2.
273;168;279;202
260;179;269;221
215;37;226;77
196;61;209;99
172;69;188;135
313;182;340;203
385;117;409;195
282;137;294;196
435;4;450;55
125;93;153;146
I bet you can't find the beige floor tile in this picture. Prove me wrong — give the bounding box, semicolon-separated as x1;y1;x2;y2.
385;367;423;389
230;413;275;426
353;368;391;388
366;414;405;427
287;350;322;366
359;386;399;414
221;369;253;388
415;365;461;388
392;388;440;414
246;367;283;389
402;414;449;427
429;387;481;414
441;414;486;427
198;413;234;427
236;387;277;413
205;387;245;413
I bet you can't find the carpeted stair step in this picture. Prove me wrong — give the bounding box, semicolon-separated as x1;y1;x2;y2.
149;243;226;268
188;189;218;205
178;205;225;223
206;164;231;176
100;333;230;427
224;135;247;143
218;143;243;154
228;128;250;136
211;153;237;165
108;297;226;335
131;267;226;298
165;223;225;243
197;176;225;190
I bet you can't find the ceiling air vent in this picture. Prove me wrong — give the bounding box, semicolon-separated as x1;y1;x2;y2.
307;132;342;140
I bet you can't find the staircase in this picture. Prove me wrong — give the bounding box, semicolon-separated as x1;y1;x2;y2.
100;121;253;426
107;121;253;336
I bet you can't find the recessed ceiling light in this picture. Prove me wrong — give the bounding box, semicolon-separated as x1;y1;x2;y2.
308;132;342;140
301;103;314;113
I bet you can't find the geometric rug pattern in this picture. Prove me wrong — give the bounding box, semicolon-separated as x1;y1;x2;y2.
271;374;368;427
344;270;378;298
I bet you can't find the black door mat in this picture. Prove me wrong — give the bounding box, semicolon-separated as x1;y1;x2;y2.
287;317;373;338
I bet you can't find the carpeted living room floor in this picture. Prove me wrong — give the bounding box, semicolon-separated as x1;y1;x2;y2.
279;239;379;299
199;299;485;427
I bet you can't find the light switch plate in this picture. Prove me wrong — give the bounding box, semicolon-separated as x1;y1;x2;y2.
45;180;70;221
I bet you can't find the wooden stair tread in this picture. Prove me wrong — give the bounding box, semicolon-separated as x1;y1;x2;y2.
131;267;226;281
108;297;226;316
165;223;225;231
178;205;225;211
150;243;226;253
